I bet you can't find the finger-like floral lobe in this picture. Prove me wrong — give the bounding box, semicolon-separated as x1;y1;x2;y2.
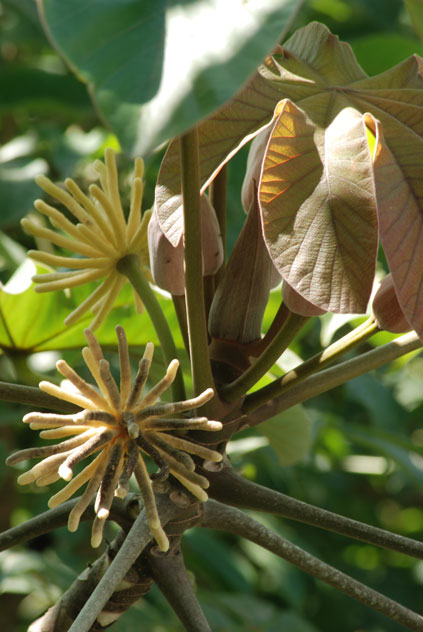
6;327;222;551
22;149;151;329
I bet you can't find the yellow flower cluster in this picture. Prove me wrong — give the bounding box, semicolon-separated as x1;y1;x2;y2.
7;327;222;551
21;148;151;330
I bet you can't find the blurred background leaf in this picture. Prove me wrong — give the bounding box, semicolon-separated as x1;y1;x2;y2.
0;1;422;631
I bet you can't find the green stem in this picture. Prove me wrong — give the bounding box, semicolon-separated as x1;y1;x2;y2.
172;294;190;354
117;254;185;402
179;129;215;404
244;317;379;412
220;312;308;403
247;331;422;424
209;165;227;287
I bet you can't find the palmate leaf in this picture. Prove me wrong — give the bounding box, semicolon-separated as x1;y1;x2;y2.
157;22;423;321
39;0;301;156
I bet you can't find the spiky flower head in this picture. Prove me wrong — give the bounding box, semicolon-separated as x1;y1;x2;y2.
6;326;222;551
21;148;151;330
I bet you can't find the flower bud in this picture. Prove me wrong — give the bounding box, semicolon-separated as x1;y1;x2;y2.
282;281;326;316
241;126;272;212
148;207;185;295
372;274;411;333
209;192;277;344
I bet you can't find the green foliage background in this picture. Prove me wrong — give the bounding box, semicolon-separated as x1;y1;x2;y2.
0;1;422;630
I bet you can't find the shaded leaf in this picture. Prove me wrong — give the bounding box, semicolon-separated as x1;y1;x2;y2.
39;0;301;156
261;102;377;313
257;404;312;466
365;114;423;340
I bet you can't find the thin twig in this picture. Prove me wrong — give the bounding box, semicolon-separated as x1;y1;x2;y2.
244;317;379;412
150;545;212;632
206;467;423;559
202;501;423;632
247;331;422;422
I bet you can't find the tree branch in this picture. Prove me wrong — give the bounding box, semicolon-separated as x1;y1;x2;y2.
149;544;211;632
206;467;423;559
202;500;423;632
68;495;183;632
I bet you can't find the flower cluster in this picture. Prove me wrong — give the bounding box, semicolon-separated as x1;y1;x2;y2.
21;148;151;330
7;327;222;551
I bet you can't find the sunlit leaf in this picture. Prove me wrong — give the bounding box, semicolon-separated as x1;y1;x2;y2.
0;260;182;352
158;22;423;314
39;0;301;156
365;114;423;341
261;102;377;313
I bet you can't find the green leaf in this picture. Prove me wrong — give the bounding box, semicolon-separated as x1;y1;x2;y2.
260;102;377;313
0;259;182;353
39;0;301;155
405;0;423;43
0;67;93;115
257;404;312;466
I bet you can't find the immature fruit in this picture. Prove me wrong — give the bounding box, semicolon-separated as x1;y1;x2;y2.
372;274;411;333
282;281;326;316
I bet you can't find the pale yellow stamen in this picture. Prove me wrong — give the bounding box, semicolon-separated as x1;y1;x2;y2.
39;380;99;411
65;178;119;247
155;433;222;462
116;325;131;406
134;457;169;552
22;218;101;258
